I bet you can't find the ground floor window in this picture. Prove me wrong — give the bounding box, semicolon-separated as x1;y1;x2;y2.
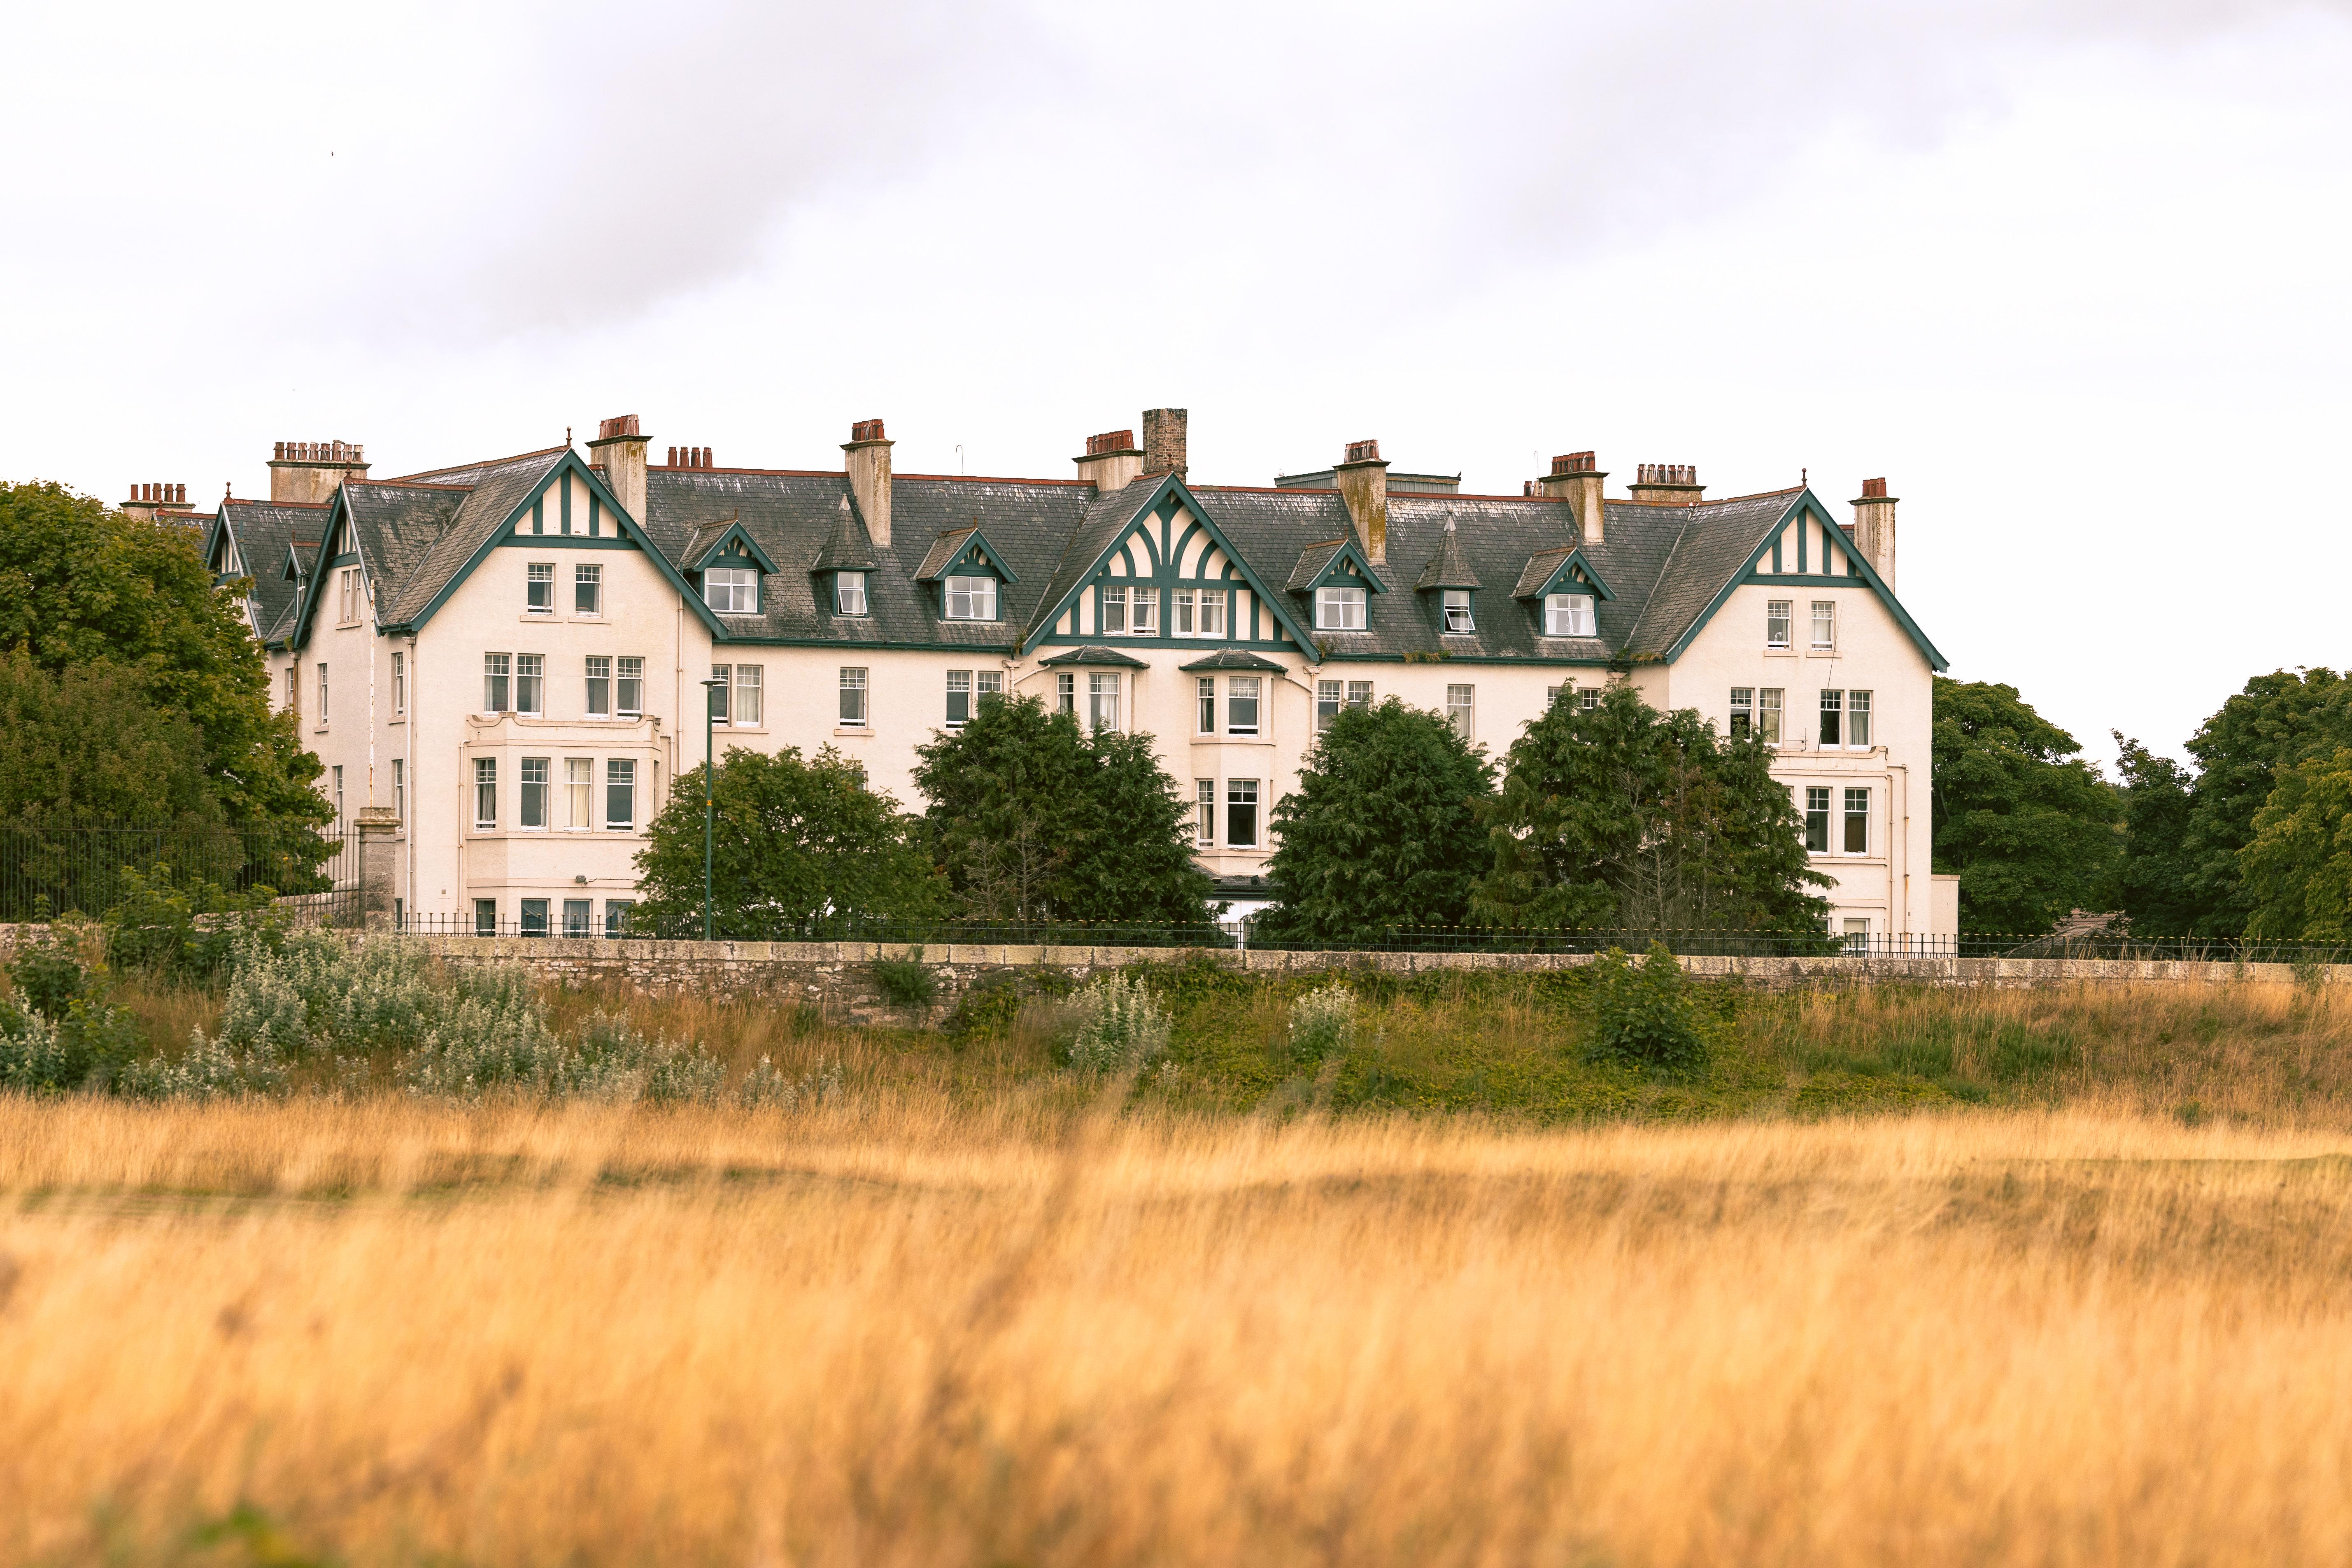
604;899;634;937
520;898;548;937
1226;779;1259;848
564;898;591;937
473;898;496;937
1195;779;1215;846
1805;786;1830;853
1842;916;1871;952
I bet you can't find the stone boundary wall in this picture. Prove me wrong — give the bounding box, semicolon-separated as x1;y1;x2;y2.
406;936;2347;1027
2;926;2340;1030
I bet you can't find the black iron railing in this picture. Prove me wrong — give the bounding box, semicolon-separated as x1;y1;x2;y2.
0;824;355;923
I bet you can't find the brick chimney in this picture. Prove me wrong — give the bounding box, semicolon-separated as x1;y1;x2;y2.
121;482;191;523
1851;477;1897;590
1142;408;1188;478
843;417;893;549
1532;451;1607;544
587;414;650;522
1075;427;1143;492
1628;463;1703;506
268;439;368;504
1333;437;1388;566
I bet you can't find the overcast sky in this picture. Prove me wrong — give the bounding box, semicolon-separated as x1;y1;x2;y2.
6;0;2347;766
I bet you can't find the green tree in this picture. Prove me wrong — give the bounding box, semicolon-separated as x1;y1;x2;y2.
0;650;223;827
631;745;940;938
2177;669;2352;937
2239;748;2352;942
1469;684;1827;932
2110;732;2200;938
1255;697;1493;946
912;694;1211;925
0;480;326;831
1930;678;2120;934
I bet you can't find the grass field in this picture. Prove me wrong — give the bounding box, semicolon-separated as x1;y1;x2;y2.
7;1083;2352;1566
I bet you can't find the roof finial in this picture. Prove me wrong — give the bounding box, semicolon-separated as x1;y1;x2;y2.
1802;467;1807;486
567;425;574;447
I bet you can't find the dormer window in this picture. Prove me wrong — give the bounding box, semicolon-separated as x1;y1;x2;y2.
835;571;869;616
1442;588;1474;633
1544;593;1596;637
1315;585;1367;630
705;566;757;614
944;574;997;621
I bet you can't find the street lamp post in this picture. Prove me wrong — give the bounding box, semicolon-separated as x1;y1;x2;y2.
699;676;725;941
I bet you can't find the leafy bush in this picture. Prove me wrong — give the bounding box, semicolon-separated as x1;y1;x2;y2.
945;969;1025;1040
871;949;938;1011
1286;983;1358;1066
1586;942;1707;1075
0;930;144;1093
1067;971;1171;1073
102;865;283;983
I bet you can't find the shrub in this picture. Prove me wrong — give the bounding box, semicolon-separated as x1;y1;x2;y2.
871;949;938;1011
0;930;145;1093
102;865;284;983
1067;972;1171;1073
1586;942;1707;1075
945;969;1025;1041
1286;983;1358;1066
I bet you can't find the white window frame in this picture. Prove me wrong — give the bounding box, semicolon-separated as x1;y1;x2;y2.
1578;687;1601;712
946;669;973;728
1847;689;1872;748
944;574;997;622
1099;583;1127;634
1347;680;1374;710
519;757;549;829
1315;585;1367;631
605;758;636;831
1767;599;1793;649
392;757;405;823
574;563;602;616
526;562;555;615
835;571;868;616
1225;778;1260;848
705;566;758;614
1758;687;1784;745
331;764;343;832
1227;676;1260;737
566;757;594;828
1442;589;1474;633
317;661;329;725
1088;671;1121;732
1843;787;1871;854
515;653;544;716
709;665;732;725
1198;589;1227;638
616;656;644;718
1176;588;1196;636
1129;585;1158;635
1729;687;1754;739
482;652;510;714
1197;677;1216;735
839;666;869;727
1804;785;1831;853
1446;683;1474;740
1195;779;1216;846
1819;689;1843;748
1316;679;1341;732
734;664;762;727
1811;599;1836;651
1544;593;1596;637
474;757;497;829
585;655;611;718
391;651;406;715
1055;671;1074;715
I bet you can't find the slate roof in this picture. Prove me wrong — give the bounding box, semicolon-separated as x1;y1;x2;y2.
1178;649;1286;671
212;499;328;635
261;434;1894;671
1039;645;1148;668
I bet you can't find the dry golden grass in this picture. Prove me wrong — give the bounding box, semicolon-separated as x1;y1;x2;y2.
7;1088;2352;1566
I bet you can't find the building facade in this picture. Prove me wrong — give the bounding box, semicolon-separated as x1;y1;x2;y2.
197;410;1957;940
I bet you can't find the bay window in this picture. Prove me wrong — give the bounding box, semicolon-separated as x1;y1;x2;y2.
1844;787;1871;853
1227;677;1260;736
475;757;497;829
1225;779;1260;848
520;757;548;828
605;758;636;829
1088;672;1120;731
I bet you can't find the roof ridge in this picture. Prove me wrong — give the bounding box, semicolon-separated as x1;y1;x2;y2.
385;443;568;483
351;478;474;492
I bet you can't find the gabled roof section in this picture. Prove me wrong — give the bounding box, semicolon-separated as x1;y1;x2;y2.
377;449;724;639
1632;488;1947;669
1414;522;1482;591
1021;471;1316;654
1513;545;1617;602
915;524;1019;583
686;518;780;575
1039;645;1148;668
1286;534;1389;596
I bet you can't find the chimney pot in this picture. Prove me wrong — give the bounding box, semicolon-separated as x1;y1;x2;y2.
849;418;886;443
1344;438;1381;465
1086;428;1137;457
